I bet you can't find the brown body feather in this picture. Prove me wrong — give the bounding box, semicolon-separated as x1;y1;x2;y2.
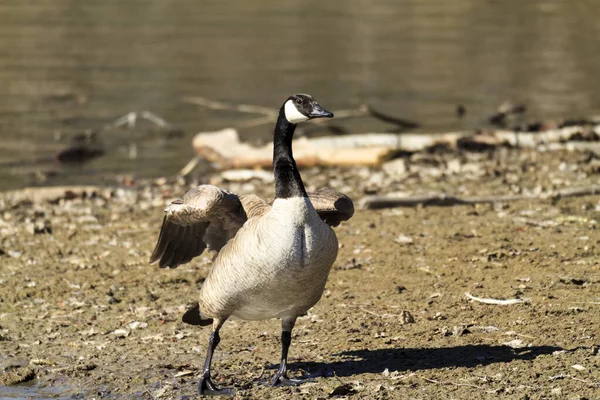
150;186;352;269
149;185;353;325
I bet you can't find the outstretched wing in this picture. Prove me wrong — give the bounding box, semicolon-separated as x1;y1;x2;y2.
308;188;354;227
149;185;246;269
149;185;354;269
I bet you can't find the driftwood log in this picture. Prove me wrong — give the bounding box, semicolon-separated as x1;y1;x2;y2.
0;186;111;204
181;96;420;131
187;125;600;173
191;128;411;169
179;95;600;175
359;185;600;209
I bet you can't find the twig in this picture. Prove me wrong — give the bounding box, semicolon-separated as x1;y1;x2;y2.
255;363;266;381
513;333;537;339
178;156;202;177
1;185;109;204
181;96;417;128
360;185;600;209
139;111;179;130
181;95;277;116
236;115;277;129
549;373;570;381
104;111;137;130
143;385;156;399
422;377;486;390
465;292;527;305
101;111;180;133
363;104;420;129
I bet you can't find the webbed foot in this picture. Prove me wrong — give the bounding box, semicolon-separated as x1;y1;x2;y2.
271;374;306;387
198;376;234;396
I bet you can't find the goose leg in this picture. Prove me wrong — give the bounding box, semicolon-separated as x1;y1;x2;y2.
271;317;303;386
198;318;233;396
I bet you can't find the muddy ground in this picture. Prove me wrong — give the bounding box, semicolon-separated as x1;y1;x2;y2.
0;148;599;399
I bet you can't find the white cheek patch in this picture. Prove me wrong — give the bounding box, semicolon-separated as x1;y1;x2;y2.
284;100;309;124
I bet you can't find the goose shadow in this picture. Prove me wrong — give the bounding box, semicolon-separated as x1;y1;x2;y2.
287;344;562;378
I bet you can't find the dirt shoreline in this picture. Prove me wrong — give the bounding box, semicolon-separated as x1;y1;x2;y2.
1;149;599;399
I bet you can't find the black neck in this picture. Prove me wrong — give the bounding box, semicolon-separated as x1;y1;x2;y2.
273;107;307;199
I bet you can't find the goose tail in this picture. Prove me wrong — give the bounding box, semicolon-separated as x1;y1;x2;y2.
182;303;213;326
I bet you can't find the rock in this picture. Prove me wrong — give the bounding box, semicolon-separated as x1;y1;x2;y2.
220;169;274;183
452;325;471;336
174;370;194;377
0;366;35;385
395;285;406;294
33;220;52;235
400;310;415;324
503;339;526;349
394;235;413;245
127;321;148;330
154;383;174;398
559;277;587;286
7;250;22;258
335;258;363;270
477;326;500;333
110;328;130;338
382;159;407;177
329;383;356;397
51;363;97;376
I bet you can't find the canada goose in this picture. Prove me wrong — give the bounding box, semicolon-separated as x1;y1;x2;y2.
149;94;354;396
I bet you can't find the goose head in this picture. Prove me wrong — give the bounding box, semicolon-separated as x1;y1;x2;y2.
283;94;334;124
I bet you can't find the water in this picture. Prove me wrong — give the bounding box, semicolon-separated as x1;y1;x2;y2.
0;380;78;399
1;0;600;189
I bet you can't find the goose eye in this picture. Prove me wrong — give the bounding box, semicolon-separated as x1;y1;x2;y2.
295;98;302;105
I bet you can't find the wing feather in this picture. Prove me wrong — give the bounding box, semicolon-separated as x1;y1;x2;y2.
149;185;354;269
149;185;245;269
308;188;355;227
239;194;271;219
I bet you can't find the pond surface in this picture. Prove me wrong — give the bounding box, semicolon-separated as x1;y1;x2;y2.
1;0;599;189
0;379;78;399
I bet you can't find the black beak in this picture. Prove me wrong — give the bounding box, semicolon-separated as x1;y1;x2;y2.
308;103;334;119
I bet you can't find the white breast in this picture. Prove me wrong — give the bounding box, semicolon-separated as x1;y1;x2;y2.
258;197;318;267
200;195;338;321
228;196;337;320
271;196;314;226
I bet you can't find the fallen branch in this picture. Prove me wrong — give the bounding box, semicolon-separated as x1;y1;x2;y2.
187;126;600;175
177;98;600;174
181;96;277;117
218;169;274;183
484;125;599;147
539;141;600;155
465;292;527;305
51;111;182;165
487;102;527;128
0;186;111;204
360;185;600;209
178;156;202;177
422;377;487;390
191;128;407;171
102;111;180;133
181;95;418;129
364;104;420;130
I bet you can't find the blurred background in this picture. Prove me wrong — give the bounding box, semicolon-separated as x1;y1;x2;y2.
1;0;599;190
